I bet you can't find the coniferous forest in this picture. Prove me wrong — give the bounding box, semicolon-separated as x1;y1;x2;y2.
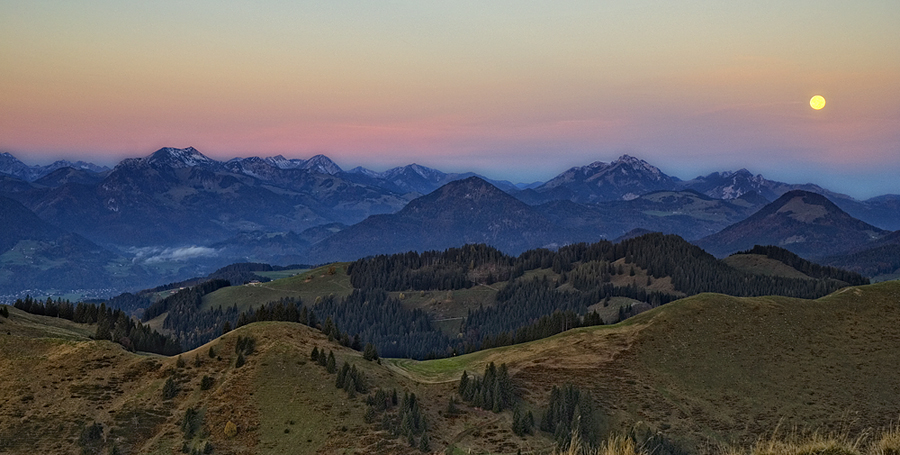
105;233;867;359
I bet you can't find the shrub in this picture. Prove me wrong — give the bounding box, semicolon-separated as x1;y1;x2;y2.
224;421;238;438
79;422;103;445
200;375;214;391
877;424;900;455
182;407;201;438
162;377;179;399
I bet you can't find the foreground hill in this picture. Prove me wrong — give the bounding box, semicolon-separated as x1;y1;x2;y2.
696;190;886;258
394;279;900;453
4;280;900;454
0;307;559;454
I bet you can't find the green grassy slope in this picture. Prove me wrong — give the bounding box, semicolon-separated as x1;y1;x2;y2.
722;254;813;279
5;280;899;454
200;264;353;313
393;280;900;452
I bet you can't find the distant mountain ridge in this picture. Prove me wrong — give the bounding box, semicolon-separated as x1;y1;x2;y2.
519;154;678;204
0;152;109;182
347;163;520;195
2;147;899;296
0;195;152;294
307;177;565;261
696;190;887;258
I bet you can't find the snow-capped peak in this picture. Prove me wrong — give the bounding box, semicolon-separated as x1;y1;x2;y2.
147;147;216;168
302;155;342;175
612;154;662;176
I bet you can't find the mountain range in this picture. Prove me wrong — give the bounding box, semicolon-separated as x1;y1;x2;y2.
696;190;888;258
0;152;109;181
307;177;562;262
1;147;898;296
0;195;152;295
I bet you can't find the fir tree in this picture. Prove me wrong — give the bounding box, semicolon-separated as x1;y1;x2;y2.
326;351;336;374
162;377;178;399
363;342;379;361
458;370;469;396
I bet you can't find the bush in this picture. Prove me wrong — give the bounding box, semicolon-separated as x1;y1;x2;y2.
363;343;379;361
79;422;103;445
877;424;900;455
182;407;201;438
200;375;214;390
224;421;238;438
162;377;179;399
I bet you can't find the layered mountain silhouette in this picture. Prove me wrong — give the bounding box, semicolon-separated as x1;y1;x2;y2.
347;163;519;195
0;196;151;293
535;189;765;242
307;177;564;261
822;230;900;278
2;147;899;295
518;155;677;204
0;152;109;182
696;190;887;258
8;147;411;246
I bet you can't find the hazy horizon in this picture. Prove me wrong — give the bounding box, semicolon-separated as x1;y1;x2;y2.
2;1;898;198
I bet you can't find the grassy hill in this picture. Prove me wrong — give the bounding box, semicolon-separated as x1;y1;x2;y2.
391;280;900;452
200;263;354;314
4;280;899;454
721;254;813;279
0;306;558;454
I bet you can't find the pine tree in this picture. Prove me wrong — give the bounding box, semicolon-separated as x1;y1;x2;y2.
363;343;379;361
345;377;356;399
458;371;469;396
326;351;336;374
512;407;524;435
310;346;320;362
336;362;350;389
418;431;430;452
162;376;178;399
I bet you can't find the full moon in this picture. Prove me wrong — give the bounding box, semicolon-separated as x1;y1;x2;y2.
810;95;826;110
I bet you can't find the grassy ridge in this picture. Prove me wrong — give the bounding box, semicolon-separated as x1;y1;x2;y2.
395;280;900;452
4;280;899;454
200;263;353;313
722;254;813;279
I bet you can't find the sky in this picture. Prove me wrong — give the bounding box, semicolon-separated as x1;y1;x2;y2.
2;1;899;198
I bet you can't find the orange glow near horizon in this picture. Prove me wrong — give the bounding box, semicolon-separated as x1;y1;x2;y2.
1;1;899;194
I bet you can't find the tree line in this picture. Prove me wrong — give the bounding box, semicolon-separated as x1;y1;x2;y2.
13;295;180;355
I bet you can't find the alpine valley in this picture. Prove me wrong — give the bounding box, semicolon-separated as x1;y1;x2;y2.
1;147;897;297
2;147;900;455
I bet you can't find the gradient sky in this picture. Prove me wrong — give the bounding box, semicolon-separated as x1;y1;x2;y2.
2;1;899;198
